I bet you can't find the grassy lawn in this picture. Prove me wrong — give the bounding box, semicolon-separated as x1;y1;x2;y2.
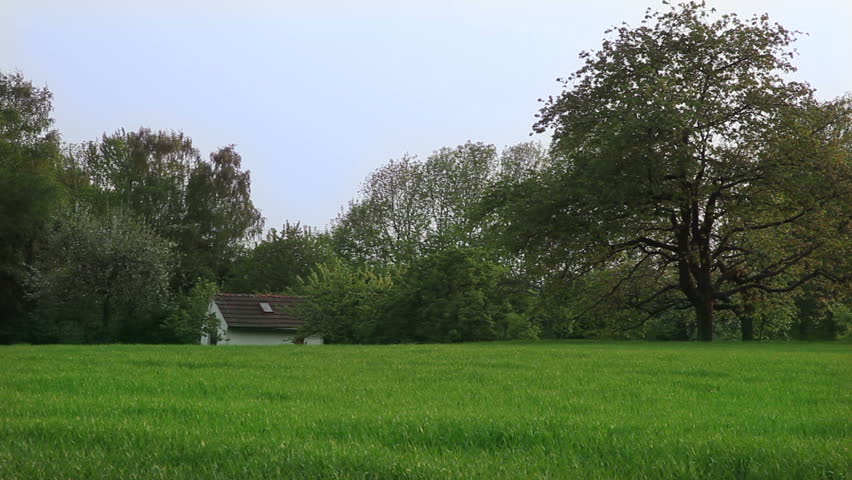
0;342;848;479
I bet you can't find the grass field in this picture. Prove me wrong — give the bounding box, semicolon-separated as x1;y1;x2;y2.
0;342;849;479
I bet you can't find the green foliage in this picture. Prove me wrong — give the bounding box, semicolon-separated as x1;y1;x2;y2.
492;2;852;340
0;71;268;345
1;343;849;479
830;304;852;341
0;70;268;344
161;280;219;344
333;154;427;264
65;132;264;289
295;257;396;343
181;145;265;285
296;248;538;344
27;207;174;343
333;142;511;265
384;247;534;342
0;71;63;342
790;282;852;340
67;128;199;231
227;221;334;293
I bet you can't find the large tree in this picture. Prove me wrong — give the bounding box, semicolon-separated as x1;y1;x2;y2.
66;132;264;288
333;154;428;264
182;145;264;285
496;2;851;340
0;71;63;342
334;141;519;264
69;128;199;232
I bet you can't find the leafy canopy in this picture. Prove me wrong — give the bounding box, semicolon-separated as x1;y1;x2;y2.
493;1;851;340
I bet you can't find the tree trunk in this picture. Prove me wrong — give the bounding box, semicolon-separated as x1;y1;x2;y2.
740;301;756;341
740;316;754;341
695;301;714;342
737;294;757;341
101;294;111;343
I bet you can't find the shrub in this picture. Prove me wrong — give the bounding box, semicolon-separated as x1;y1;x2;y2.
294;257;396;343
383;247;535;343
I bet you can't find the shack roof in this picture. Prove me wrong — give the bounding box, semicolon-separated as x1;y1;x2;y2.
213;293;305;330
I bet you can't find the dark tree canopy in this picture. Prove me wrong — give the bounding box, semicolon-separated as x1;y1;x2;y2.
66;131;264;289
495;2;851;340
182;145;265;285
383;247;513;343
1;71;269;344
0;72;63;341
69;128;198;232
226;221;333;294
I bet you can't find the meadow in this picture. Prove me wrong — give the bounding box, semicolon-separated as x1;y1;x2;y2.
0;342;848;479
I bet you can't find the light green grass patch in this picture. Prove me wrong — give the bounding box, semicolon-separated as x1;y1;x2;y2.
0;342;849;479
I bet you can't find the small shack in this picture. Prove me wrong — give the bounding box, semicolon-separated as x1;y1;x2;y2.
202;293;323;345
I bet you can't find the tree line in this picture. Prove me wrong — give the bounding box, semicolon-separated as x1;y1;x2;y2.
0;78;263;343
1;2;849;344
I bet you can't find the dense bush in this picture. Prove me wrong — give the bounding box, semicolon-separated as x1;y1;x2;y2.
161;280;219;344
297;248;537;344
27;207;173;343
226;222;333;294
295;258;396;343
383;248;536;342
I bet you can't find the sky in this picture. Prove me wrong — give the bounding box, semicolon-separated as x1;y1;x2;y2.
2;0;850;230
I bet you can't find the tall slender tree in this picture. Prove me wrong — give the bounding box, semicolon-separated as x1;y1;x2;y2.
182;145;264;285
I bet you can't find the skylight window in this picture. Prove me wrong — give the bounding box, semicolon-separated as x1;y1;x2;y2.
259;302;273;313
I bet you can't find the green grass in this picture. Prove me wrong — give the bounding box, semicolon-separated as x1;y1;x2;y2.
0;342;849;479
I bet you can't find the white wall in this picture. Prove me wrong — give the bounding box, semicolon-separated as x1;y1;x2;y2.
223;329;297;345
220;330;324;345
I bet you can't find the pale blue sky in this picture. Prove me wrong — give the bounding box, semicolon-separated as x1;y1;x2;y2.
2;0;850;230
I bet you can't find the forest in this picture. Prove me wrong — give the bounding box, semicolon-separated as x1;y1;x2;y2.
1;2;849;344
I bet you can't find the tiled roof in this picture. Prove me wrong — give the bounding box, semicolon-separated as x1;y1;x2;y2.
214;293;306;330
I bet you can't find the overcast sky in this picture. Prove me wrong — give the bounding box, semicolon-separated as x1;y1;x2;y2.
2;0;850;230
